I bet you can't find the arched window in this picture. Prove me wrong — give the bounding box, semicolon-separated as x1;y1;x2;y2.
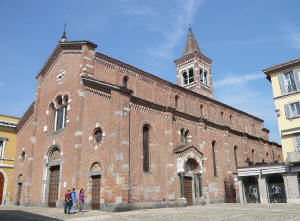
180;129;189;143
200;104;203;117
175;95;179;109
203;71;208;84
123;76;129;88
182;69;195;85
94;128;103;143
234;146;238;169
229;115;233;124
266;152;269;161
182;72;188;85
143;125;150;172
188;69;194;83
252;149;255;162
221;112;224;122
200;69;203;83
20;151;26;163
212;141;217;177
52;96;68;131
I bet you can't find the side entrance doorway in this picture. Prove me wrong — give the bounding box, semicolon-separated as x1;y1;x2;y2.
243;176;260;203
91;175;101;210
184;177;193;206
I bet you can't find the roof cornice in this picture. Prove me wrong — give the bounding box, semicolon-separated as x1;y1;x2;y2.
36;41;97;79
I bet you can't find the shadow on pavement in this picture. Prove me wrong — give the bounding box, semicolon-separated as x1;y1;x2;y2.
0;210;62;221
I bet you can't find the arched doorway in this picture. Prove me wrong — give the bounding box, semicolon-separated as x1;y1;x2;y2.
0;172;4;204
243;176;260;203
267;174;286;203
183;158;199;206
90;163;101;210
47;147;61;207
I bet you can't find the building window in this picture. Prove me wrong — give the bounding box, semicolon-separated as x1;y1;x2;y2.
285;101;300;119
0;140;4;158
143;125;150;172
182;69;195;85
200;104;203;117
266;152;269;161
21;151;26;163
180;129;189;143
123;76;128;88
252;149;255;162
94;128;103;143
294;133;300;152
279;70;300;95
221;112;224;122
234;146;238;169
175;95;179;109
200;69;203;83
229;115;233;124
212;141;217;177
203;71;208;85
52;96;68;131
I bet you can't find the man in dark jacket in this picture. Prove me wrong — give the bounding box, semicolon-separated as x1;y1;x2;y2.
64;190;72;214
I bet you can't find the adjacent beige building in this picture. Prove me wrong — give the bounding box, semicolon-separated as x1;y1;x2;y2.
237;58;300;204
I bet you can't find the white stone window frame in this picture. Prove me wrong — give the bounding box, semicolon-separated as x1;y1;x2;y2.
284;100;300;119
182;69;195;86
0;137;8;159
52;96;68;131
279;69;300;95
294;133;300;152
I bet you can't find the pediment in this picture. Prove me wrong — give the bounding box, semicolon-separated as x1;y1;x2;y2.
173;144;203;156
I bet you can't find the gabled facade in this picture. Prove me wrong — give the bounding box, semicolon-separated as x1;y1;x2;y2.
0;115;19;205
11;29;281;211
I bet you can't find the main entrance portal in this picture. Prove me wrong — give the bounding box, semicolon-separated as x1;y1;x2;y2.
48;165;60;207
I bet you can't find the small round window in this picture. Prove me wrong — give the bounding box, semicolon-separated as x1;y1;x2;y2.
94;128;103;143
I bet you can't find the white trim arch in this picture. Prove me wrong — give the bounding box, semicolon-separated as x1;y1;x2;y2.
176;151;204;174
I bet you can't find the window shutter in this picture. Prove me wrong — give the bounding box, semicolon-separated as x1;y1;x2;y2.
284;104;291;119
293;70;300;91
279;73;287;95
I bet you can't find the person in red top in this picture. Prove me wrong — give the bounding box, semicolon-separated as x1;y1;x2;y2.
64;189;72;214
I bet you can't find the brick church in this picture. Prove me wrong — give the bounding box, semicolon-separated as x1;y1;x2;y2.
11;28;282;211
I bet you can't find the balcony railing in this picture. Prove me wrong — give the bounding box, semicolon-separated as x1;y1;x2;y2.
287;151;300;163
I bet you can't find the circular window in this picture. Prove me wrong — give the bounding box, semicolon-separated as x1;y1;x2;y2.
94;128;103;143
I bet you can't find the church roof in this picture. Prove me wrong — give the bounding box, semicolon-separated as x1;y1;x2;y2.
183;27;201;55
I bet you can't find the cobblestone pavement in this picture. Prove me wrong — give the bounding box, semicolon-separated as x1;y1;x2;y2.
1;204;300;221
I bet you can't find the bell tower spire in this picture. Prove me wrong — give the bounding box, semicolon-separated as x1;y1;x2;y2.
174;27;213;99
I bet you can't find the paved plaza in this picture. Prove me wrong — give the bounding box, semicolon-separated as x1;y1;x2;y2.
1;204;300;221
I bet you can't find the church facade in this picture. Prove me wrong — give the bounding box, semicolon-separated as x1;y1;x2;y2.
10;29;282;211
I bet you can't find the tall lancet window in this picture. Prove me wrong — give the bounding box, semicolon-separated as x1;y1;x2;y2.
52;95;68;131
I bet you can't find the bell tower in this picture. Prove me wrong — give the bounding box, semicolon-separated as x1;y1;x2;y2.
174;27;213;98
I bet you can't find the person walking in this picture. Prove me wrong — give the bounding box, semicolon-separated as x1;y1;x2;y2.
64;190;72;214
70;188;77;213
78;189;85;213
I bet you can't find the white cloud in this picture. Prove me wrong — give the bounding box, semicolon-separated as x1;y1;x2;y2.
119;0;204;59
214;72;265;87
147;0;204;59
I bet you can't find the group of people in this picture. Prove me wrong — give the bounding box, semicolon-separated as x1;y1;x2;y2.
64;188;85;214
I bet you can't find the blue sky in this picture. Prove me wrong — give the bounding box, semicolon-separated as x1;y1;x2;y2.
1;0;300;143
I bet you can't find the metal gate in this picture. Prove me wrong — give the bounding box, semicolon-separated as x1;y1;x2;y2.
92;175;101;210
16;183;22;206
0;173;4;204
267;174;287;203
48;166;60;207
224;178;236;203
184;177;193;206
